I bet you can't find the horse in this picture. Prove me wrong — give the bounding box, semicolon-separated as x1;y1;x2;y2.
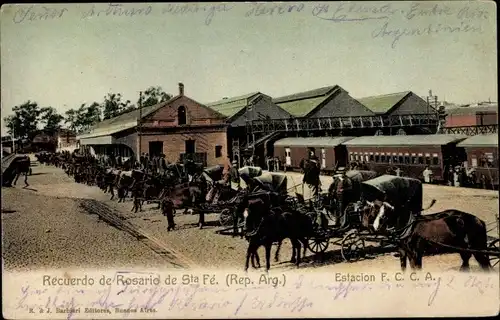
241;195;315;271
160;182;207;229
362;199;491;271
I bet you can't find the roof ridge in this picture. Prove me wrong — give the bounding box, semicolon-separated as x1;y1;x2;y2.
357;91;411;100
273;85;338;103
206;91;260;106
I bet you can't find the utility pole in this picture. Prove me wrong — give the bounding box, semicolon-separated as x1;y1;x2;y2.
12;127;16;154
138;91;143;158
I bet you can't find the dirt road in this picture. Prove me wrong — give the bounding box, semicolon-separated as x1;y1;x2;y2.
2;164;498;273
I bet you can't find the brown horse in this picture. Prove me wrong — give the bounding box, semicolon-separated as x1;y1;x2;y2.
363;200;492;271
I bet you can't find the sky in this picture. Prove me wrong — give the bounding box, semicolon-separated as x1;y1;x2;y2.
1;1;497;136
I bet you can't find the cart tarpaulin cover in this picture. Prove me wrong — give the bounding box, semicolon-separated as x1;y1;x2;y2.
238;166;262;184
361;175;423;214
203;165;225;182
345;170;379;182
254;172;288;194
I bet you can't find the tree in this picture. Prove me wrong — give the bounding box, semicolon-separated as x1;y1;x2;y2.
64;102;102;134
40;107;64;134
102;93;135;119
3;101;42;140
138;86;172;108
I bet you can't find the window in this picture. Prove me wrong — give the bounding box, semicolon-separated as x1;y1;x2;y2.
432;153;439;166
398;154;404;163
381;153;386;162
369;154;374;162
215;145;222;158
375;154;380;162
411;153;417;164
418;154;424;164
425;153;431;165
349;153;354;161
392;155;398;164
365;154;369;162
178;106;187;125
404;154;410;164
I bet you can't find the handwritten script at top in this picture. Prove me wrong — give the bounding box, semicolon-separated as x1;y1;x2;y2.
7;2;493;48
12;272;497;319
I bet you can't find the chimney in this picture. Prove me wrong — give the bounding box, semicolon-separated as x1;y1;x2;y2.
178;83;184;96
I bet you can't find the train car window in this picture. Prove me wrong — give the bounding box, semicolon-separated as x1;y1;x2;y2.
392;156;398;163
399;155;404;163
418;156;424;164
404;155;410;164
365;155;369;162
381;154;386;162
369;154;374;162
432;153;439;165
425;156;431;165
374;154;379;162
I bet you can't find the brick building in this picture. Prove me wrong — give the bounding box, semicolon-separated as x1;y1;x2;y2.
445;103;498;127
78;83;229;167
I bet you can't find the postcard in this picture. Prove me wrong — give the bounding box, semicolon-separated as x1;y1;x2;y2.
1;1;498;319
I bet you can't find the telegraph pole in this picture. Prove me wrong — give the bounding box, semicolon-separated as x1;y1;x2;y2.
138;91;143;158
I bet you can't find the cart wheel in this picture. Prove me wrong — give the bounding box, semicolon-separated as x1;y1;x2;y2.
307;235;329;254
341;229;365;262
219;208;233;227
488;239;499;268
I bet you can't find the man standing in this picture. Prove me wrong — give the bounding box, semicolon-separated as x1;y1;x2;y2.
422;166;433;183
230;160;240;189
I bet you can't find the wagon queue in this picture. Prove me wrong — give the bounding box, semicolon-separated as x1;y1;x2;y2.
13;144;499;272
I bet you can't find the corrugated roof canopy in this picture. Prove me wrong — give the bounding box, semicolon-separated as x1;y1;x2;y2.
274;136;355;147
206;92;259;118
273;86;339;117
357;91;410;114
343;134;468;146
457;134;498;147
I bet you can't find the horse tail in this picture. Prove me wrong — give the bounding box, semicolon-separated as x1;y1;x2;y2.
422;199;437;211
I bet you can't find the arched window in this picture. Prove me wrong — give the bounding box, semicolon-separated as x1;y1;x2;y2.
178;106;187;125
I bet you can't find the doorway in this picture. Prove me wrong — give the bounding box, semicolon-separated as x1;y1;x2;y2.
149;141;163;157
185;139;195;154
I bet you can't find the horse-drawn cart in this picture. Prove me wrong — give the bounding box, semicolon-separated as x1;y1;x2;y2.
305;175;426;262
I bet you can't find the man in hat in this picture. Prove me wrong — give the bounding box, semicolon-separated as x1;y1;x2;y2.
229;160;240;189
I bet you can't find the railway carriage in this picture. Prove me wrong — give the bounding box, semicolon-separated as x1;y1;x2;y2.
342;134;468;183
457;134;499;189
273;136;354;172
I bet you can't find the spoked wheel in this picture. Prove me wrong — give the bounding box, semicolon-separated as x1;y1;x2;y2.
307;234;330;254
341;229;365;262
488;239;499;268
219;208;233;227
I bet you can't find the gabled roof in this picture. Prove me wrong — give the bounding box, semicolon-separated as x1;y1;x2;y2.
343;134;468;147
457;134;498;147
357;91;411;114
206;92;260;118
273;86;340;117
274;136;355;147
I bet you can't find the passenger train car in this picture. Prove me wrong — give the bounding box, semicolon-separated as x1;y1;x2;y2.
457;134;498;188
273;134;498;186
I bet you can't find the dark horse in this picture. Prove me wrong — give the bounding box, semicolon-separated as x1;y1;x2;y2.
362;199;492;271
3;155;31;187
160;181;207;229
241;194;315;271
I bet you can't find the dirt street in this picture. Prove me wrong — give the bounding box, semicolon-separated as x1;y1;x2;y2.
2;164;499;273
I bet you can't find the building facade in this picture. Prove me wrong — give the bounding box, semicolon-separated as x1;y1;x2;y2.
78;83;229;167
